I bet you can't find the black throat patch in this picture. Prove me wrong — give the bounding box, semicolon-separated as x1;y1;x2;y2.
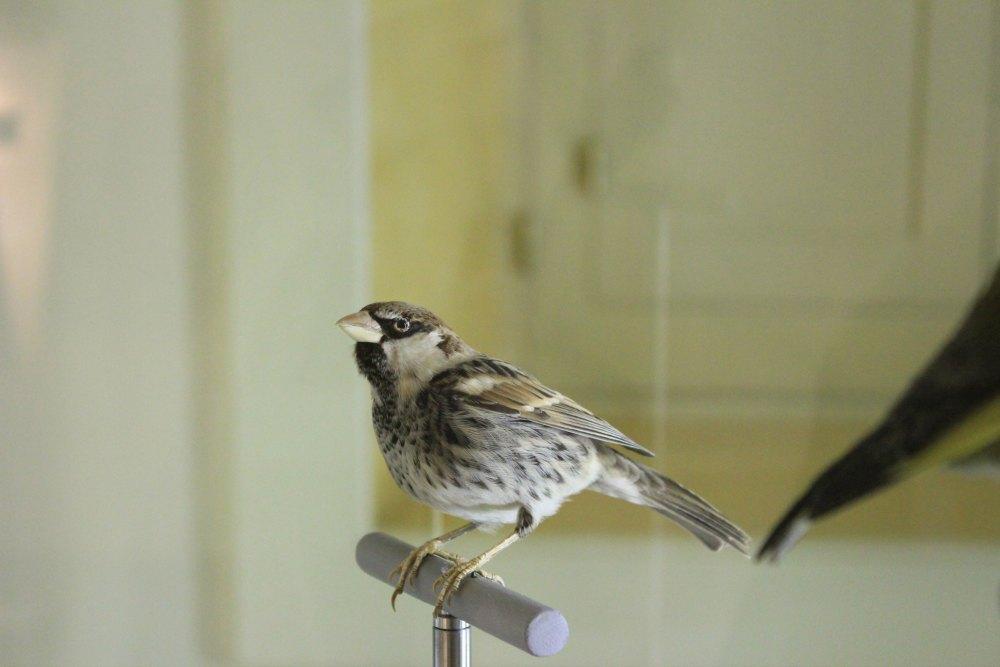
354;342;396;399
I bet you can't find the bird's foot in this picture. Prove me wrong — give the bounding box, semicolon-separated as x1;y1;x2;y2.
388;541;461;611
431;557;503;615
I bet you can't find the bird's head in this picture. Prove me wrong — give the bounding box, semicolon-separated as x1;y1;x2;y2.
337;301;473;396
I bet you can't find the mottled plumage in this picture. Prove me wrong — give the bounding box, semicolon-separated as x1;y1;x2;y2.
339;301;750;612
758;265;1000;563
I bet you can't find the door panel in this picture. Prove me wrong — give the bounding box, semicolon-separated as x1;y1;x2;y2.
524;0;995;417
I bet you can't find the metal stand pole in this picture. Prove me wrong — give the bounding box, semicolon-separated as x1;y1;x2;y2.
433;613;470;667
357;533;568;658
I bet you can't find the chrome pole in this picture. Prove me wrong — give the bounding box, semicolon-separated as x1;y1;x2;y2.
433;613;470;667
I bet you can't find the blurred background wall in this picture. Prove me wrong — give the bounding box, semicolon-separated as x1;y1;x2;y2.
1;1;375;664
2;1;199;663
1;1;998;666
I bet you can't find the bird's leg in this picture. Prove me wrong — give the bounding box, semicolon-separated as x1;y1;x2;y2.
432;508;534;613
432;529;521;615
388;522;477;610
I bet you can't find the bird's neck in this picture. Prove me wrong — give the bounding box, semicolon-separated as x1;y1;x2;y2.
354;339;475;406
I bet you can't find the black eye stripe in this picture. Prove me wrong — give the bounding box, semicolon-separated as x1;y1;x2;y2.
371;314;425;339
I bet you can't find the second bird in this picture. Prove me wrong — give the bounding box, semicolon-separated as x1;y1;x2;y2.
338;301;750;614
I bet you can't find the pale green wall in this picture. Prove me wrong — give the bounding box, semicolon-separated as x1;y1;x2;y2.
1;1;376;664
1;2;198;663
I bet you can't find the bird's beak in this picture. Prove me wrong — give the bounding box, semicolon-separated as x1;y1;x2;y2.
337;310;383;343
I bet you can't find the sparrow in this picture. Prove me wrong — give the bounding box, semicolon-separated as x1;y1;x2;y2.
758;264;1000;563
338;301;750;614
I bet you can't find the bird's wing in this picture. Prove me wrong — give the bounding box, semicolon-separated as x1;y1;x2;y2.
757;265;1000;563
434;356;654;457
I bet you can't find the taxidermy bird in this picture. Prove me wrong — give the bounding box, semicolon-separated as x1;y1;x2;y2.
338;302;750;614
758;265;1000;563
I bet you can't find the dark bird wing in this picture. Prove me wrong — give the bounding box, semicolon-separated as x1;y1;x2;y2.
757;265;1000;563
432;356;655;457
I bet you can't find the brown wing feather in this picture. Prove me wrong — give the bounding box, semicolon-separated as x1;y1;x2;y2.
452;358;655;457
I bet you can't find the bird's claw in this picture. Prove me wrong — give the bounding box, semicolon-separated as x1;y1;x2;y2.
431;567;465;615
388;540;449;611
389;542;473;611
431;560;503;615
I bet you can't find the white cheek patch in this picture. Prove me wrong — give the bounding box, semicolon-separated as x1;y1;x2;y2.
385;331;449;383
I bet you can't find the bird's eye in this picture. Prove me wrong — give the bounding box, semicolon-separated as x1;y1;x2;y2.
393;317;411;333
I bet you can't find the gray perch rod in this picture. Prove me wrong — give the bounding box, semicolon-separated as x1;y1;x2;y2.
355;532;569;657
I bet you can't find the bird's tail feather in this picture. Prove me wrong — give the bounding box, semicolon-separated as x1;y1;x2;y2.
755;494;814;563
592;449;751;555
